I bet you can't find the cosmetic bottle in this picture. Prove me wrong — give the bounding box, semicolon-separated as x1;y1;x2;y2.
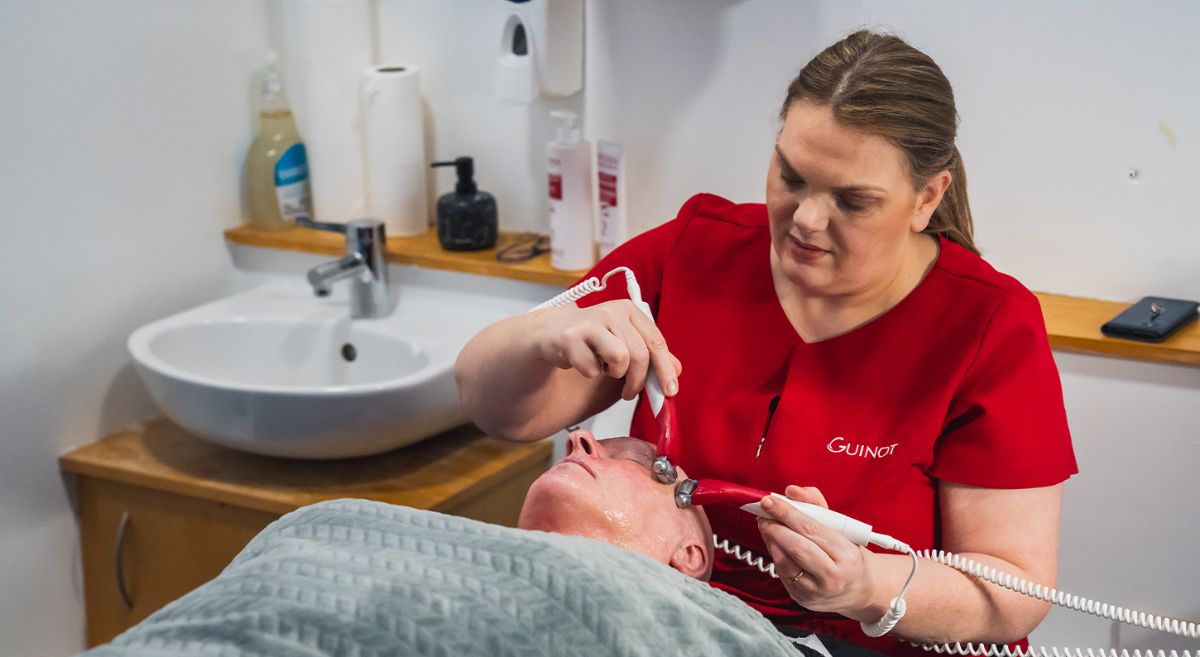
430;157;497;251
547;110;594;270
596;140;626;258
245;50;311;230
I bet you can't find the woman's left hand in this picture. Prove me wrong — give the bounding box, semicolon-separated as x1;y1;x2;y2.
756;485;878;619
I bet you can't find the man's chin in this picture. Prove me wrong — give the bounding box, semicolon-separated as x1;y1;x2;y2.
517;473;591;532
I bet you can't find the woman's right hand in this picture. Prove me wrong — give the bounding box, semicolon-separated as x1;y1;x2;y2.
528;300;681;401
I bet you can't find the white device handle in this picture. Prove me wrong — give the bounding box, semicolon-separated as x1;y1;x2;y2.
741;494;909;552
630;297;665;415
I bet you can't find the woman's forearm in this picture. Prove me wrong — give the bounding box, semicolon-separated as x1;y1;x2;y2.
456;314;563;440
455;308;615;441
854;550;1052;645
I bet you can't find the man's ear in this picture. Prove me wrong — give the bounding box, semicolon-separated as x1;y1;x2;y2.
669;540;711;580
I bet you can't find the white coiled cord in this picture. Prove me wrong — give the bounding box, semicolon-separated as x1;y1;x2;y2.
714;534;916;637
529;267;640;312
915;549;1199;640
914;643;1195;657
713;535;1198;655
714;535;780;578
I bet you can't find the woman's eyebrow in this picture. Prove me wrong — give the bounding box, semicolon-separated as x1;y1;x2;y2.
774;145;801;177
773;144;886;195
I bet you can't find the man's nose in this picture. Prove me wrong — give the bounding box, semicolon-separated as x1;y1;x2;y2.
565;430;603;459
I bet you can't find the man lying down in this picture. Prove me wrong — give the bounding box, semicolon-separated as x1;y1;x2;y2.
520;430;883;657
78;430;880;657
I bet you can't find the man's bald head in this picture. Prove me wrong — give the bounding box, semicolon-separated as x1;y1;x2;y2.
518;430;713;579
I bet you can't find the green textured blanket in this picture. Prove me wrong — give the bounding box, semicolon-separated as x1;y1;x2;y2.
81;498;799;657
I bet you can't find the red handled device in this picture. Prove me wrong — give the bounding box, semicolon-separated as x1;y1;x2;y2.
649;396;770;508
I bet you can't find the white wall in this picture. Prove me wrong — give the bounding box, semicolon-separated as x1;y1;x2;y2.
2;2;1196;655
1049;353;1200;651
378;0;1200;302
584;0;1200;302
375;1;584;234
0;2;270;655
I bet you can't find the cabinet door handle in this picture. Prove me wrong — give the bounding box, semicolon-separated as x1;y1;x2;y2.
113;511;132;611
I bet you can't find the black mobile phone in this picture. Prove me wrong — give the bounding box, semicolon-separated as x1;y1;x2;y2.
1100;296;1199;343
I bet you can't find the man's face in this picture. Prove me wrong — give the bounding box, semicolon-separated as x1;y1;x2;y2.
518;430;712;579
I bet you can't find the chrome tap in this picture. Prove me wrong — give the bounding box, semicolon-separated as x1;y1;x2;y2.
296;216;392;318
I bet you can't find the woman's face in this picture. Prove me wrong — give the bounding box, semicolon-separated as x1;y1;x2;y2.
765;100;943;298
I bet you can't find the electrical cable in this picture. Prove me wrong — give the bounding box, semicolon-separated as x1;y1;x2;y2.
713;534;916;637
913;644;1196;656
914;549;1199;640
714;536;1198;655
529;266;640;312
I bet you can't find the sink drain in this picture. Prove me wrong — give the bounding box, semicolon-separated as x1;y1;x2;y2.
341;343;357;362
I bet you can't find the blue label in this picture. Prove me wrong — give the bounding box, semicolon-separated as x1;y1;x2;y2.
275;144;308;186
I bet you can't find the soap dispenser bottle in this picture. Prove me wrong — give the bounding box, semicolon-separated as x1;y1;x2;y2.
245;50;311;230
547;110;594;270
430;157;497;251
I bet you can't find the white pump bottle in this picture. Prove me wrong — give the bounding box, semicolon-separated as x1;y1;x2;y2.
547;110;595;271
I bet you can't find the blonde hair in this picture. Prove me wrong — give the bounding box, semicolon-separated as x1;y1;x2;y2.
781;30;978;255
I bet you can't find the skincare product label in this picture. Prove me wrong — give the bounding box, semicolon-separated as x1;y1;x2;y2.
597;141;626;258
548;157;564;202
274;144;311;221
547;146;594;270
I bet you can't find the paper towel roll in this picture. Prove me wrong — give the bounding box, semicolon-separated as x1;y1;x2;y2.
497;52;538;104
283;0;372;222
362;65;428;237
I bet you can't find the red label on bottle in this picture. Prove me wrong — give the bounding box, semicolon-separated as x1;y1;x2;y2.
599;171;618;207
548;173;563;201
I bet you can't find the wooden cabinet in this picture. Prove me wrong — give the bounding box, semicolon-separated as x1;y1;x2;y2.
60;419;552;647
74;478;277;645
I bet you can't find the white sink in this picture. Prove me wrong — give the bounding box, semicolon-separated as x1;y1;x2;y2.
128;269;548;459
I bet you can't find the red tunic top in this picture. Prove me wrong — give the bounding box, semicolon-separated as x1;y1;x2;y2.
575;194;1078;655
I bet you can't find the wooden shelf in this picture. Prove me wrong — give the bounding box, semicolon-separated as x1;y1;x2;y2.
1034;292;1198;368
226;225;1200;368
225;224;583;288
59;418;552;516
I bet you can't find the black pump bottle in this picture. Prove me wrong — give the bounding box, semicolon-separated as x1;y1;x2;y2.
430;157;497;251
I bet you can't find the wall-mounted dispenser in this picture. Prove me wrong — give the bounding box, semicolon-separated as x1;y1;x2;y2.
497;0;584;103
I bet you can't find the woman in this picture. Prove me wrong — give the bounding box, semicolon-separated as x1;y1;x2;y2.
456;30;1076;655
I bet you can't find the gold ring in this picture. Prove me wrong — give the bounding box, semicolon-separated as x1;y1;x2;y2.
786;569;805;584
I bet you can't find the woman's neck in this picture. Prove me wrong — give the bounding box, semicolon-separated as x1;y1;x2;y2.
772;233;939;343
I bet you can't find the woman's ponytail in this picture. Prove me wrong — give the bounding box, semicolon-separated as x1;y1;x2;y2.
927;147;977;254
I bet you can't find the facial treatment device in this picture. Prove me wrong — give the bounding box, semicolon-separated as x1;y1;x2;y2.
531;266;675;480
534;269;1199;657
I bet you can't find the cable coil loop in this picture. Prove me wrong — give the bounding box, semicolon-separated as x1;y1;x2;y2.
916;549;1199;640
531;267;644;313
912;642;1195;656
713;535;778;578
530;277;605;312
713;536;1198;655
